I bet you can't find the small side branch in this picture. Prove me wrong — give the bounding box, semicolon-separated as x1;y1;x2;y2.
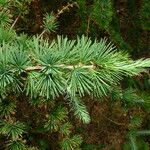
38;30;46;38
86;16;91;36
56;2;78;18
10;15;20;30
103;115;126;126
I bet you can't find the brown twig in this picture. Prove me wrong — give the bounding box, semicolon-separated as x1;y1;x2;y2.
86;16;91;36
102;115;126;126
38;30;46;38
10;15;20;30
25;64;96;72
56;2;78;18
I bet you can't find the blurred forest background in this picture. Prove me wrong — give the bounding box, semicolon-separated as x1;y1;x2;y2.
15;0;150;57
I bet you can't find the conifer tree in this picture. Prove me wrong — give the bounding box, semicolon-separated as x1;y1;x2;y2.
0;0;150;149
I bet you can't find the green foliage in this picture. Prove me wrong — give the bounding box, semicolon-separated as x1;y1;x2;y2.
76;0;113;36
0;0;10;8
111;87;145;109
0;99;16;117
140;0;150;30
44;105;83;149
44;106;68;132
124;130;150;150
0;28;15;44
60;135;83;150
0;10;12;28
9;45;31;72
0;120;26;140
68;95;90;124
6;139;26;150
122;88;144;108
140;91;150;112
107;18;132;52
0;119;27;149
59;122;72;136
130;116;142;128
12;0;33;16
81;143;105;150
0;43;25;93
43;13;58;33
137;140;149;150
92;0;113;29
